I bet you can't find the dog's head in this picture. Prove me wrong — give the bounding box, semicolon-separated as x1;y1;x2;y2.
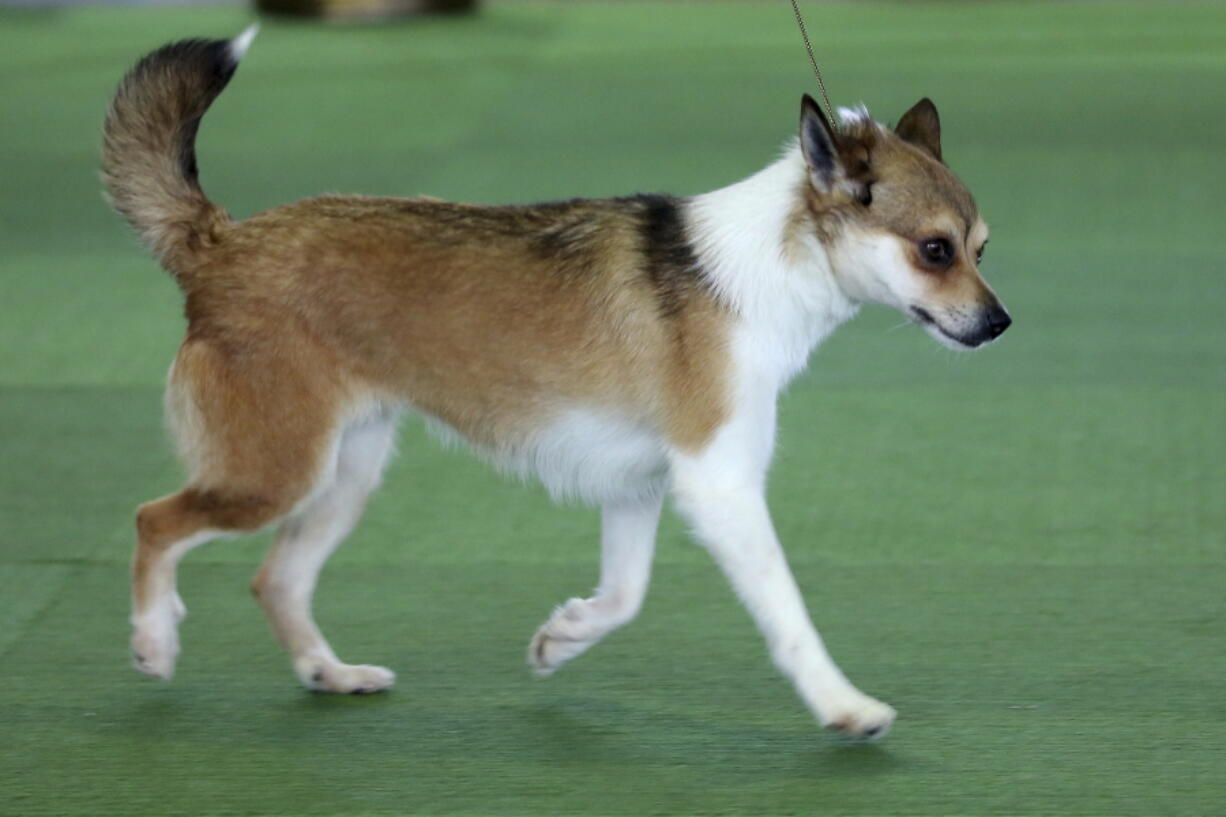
798;95;1010;349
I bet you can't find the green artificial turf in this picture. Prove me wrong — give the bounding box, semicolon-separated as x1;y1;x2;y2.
2;2;1224;815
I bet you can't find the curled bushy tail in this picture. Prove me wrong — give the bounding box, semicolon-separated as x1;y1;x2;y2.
101;26;257;283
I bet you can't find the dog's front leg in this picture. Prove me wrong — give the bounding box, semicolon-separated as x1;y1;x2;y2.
529;494;664;675
669;420;896;739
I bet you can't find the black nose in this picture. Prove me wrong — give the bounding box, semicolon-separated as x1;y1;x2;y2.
984;305;1012;339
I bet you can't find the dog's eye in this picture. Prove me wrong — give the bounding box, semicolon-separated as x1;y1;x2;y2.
857;185;873;207
919;238;953;266
976;241;987;265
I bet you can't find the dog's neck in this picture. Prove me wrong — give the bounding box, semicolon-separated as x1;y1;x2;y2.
687;142;860;389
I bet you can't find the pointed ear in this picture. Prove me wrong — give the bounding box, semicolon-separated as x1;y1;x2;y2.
895;97;942;162
799;94;841;192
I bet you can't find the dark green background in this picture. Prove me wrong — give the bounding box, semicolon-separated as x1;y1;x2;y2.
1;2;1223;815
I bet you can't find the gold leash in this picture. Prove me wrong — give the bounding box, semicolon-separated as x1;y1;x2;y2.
788;0;836;124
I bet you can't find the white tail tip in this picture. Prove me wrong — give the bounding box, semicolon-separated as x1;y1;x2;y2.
230;23;260;62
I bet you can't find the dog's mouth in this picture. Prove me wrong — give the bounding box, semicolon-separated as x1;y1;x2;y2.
909;306;980;350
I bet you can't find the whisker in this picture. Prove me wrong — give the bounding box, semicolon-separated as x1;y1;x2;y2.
886;319;913;333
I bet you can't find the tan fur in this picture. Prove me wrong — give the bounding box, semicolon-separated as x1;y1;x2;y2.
798;109;999;316
119;192;725;621
120;191;735;624
187;195;731;448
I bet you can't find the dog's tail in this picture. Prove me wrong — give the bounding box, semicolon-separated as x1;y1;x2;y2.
101;26;258;283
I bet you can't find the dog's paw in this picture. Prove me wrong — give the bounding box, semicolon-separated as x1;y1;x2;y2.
296;659;395;694
527;598;604;677
820;692;897;741
130;618;179;680
528;627;589;677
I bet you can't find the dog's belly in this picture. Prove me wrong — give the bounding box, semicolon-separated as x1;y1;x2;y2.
424;406;669;506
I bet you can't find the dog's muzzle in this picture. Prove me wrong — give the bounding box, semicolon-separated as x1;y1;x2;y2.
912;302;1012;348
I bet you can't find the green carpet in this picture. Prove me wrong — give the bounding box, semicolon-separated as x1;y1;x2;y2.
1;2;1224;815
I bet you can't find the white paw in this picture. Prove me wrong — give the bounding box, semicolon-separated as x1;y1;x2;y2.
130;613;179;680
819;691;897;741
528;598;604;677
295;658;396;694
529;626;595;677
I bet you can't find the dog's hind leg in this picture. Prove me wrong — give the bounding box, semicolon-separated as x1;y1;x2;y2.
251;414;398;694
529;493;663;676
132;488;290;679
131;339;346;681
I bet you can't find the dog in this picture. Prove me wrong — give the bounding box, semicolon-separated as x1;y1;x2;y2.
102;26;1009;741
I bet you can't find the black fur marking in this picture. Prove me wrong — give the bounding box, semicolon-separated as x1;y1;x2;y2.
127;37;241;186
178;40;238;185
629;194;704;319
